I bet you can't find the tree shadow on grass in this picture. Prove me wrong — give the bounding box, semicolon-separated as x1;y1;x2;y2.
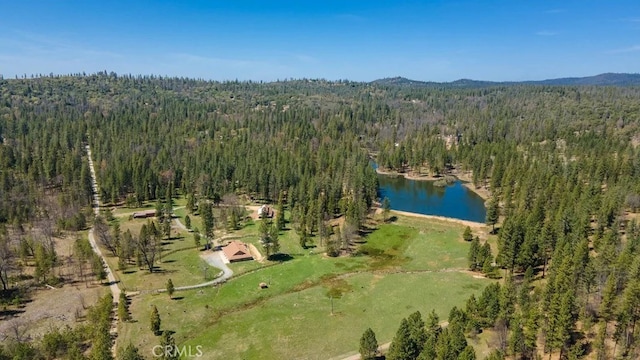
153;269;178;274
267;253;294;262
358;225;378;237
102;279;121;287
171;296;185;301
386;215;398;223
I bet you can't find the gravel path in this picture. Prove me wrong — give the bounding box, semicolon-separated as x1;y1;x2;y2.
154;251;234;292
85;144;120;356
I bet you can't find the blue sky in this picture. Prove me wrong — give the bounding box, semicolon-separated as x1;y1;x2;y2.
1;0;639;81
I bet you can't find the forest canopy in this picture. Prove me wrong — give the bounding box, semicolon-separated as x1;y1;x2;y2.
2;72;640;358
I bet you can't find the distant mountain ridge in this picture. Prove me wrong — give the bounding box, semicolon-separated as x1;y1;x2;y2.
372;73;640;87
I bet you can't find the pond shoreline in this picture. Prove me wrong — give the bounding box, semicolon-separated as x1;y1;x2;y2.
390;209;486;228
375;167;490;201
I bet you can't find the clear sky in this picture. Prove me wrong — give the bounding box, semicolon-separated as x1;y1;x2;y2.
1;0;638;82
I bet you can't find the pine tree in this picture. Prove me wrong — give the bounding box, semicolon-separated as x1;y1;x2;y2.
118;292;131;322
193;232;201;249
151;305;161;335
448;321;468;357
260;219;280;258
359;327;378;360
508;315;524;358
463;226;473;242
160;331;178;360
200;202;215;239
482;255;495;277
434;327;451;360
485;349;505;360
276;194;286;231
118;343;144;360
186;192;196;213
523;305;539;358
166;278;175;299
407;311;427;357
387;318;417;360
499;275;516;323
468;237;480;270
486;197;499;233
382;196;391;222
594;320;608;360
458;345;477;360
185;215;191;229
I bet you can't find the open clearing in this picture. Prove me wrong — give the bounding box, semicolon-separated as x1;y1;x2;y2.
113;207;496;359
0;231;109;342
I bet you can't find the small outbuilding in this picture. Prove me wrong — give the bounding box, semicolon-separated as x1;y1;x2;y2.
257;205;274;218
132;209;157;219
222;240;254;263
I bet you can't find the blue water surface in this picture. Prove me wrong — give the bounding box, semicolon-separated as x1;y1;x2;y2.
376;168;487;223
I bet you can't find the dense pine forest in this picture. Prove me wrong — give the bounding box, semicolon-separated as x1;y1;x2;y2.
2;73;640;359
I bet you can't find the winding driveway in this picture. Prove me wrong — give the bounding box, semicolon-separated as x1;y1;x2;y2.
154;251;234;292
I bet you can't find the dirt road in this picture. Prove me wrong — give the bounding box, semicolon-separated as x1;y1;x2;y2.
85;144;120;355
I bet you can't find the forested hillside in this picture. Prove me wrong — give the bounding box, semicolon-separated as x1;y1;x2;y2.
2;73;640;359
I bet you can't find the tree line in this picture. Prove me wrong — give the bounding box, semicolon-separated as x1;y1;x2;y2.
2;73;640;358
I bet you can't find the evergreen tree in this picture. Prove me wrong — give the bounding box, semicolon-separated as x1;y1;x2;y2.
508;315;524;358
193;232;201;249
151;305;161;335
276;194;286;231
166;278;175;299
448;321;468;357
259;218;280;258
91;330;114;360
486;197;499;233
468;237;480;270
359;327;378;360
407;311;427;357
522;306;539;358
160;331;178;360
186;192;196;214
200;202;215;239
485;349;505;360
387;318;417;360
118;292;131;322
462;226;473;242
458;345;477;360
382;196;391;222
434;327;451;360
118;343;144;360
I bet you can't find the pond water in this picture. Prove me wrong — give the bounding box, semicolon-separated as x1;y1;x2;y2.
375;165;487;223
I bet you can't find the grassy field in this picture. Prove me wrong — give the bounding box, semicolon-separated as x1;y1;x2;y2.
181;271;488;360
101;218;219;292
114;206;497;359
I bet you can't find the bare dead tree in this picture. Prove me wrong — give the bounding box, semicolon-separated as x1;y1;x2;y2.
94;216;117;256
0;234;16;291
7;320;30;343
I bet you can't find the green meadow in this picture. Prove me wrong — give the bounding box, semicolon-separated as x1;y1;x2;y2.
109;206;496;359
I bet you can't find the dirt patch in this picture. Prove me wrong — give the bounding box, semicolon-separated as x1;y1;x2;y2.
1;233;109;343
391;209;486;229
248;243;265;262
0;283;107;342
246;205;262;220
